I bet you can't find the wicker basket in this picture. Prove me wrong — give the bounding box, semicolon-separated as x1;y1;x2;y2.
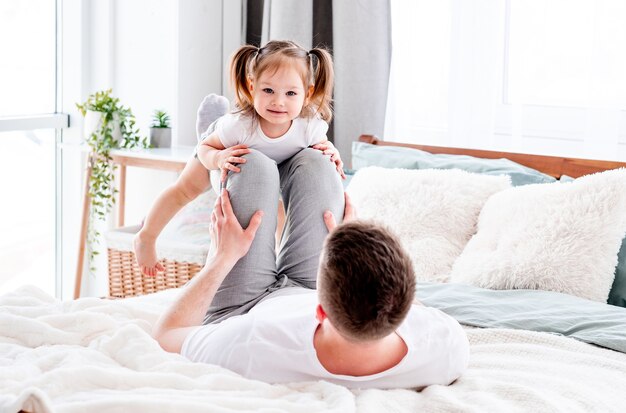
107;248;202;298
105;224;209;299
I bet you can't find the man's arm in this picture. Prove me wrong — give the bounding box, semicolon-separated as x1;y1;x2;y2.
152;189;263;353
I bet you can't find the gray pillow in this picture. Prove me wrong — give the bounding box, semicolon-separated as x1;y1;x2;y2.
608;237;626;307
352;141;556;186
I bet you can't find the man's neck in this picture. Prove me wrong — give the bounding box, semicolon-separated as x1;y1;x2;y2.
313;320;408;376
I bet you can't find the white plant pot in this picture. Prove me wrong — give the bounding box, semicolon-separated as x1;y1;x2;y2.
149;127;172;148
84;110;122;142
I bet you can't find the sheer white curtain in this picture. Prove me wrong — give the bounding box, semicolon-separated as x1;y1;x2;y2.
385;0;626;161
384;1;452;145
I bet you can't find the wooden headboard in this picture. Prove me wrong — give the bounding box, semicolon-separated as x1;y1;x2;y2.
358;135;626;179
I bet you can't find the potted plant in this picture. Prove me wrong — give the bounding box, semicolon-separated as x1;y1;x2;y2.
149;109;172;148
76;89;149;272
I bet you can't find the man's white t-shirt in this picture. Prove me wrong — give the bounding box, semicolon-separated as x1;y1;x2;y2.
181;289;470;389
214;113;329;164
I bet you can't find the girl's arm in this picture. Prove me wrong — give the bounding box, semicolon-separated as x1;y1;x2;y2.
197;132;251;182
133;157;210;276
197;132;225;170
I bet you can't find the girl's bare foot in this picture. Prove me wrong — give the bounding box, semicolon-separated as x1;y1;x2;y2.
133;232;165;276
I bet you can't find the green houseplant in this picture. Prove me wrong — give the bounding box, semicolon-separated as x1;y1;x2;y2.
76;89;149;272
149;109;172;148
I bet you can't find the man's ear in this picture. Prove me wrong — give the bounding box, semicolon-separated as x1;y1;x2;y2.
315;304;327;323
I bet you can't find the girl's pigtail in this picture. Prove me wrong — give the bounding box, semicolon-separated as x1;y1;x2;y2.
230;45;260;116
308;48;335;122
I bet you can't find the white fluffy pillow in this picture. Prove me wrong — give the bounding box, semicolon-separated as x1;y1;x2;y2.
347;167;511;282
450;168;626;302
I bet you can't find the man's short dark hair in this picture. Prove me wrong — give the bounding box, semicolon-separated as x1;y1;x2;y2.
318;220;416;341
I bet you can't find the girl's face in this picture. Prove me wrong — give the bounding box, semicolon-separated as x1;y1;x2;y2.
250;63;310;137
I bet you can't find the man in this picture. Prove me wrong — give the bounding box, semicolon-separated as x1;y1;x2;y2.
153;184;469;389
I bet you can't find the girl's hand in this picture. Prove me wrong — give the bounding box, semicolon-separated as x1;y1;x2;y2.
311;141;346;179
216;144;250;183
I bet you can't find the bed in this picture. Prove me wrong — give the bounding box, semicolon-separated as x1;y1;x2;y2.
3;136;626;413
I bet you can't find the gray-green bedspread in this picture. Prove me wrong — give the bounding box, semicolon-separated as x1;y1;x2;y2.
416;282;626;353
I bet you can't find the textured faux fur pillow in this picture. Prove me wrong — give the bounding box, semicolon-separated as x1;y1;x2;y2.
347;167;511;282
450;168;626;302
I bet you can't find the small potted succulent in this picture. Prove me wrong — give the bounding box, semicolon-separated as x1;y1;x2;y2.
149;109;172;148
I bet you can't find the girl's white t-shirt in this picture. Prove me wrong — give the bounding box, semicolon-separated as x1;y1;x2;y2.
215;113;329;164
181;289;470;390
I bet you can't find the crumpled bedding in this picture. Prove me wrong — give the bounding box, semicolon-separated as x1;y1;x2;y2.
2;285;626;413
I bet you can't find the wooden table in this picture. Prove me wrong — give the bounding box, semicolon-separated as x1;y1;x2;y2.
109;146;194;226
75;146;195;298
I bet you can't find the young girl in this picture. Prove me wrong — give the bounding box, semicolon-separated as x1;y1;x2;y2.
134;40;344;276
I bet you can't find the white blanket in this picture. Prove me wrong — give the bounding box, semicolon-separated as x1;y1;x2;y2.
2;286;626;413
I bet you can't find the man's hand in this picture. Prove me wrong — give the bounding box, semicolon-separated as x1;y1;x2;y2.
153;189;262;354
210;189;263;264
311;141;346;179
323;192;356;232
216;144;250;183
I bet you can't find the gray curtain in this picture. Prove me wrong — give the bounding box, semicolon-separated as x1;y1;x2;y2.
245;0;391;167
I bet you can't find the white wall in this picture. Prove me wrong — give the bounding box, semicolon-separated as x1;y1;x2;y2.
114;0;178;140
68;0;241;298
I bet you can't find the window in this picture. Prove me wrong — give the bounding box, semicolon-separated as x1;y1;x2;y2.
507;0;626;109
0;1;56;116
0;1;67;297
386;0;626;158
0;130;56;295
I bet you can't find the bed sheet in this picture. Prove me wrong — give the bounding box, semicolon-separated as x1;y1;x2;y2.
2;286;626;413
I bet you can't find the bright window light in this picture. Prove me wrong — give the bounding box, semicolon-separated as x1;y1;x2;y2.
387;0;450;138
0;1;56;116
0;1;57;297
507;0;626;108
0;130;56;295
